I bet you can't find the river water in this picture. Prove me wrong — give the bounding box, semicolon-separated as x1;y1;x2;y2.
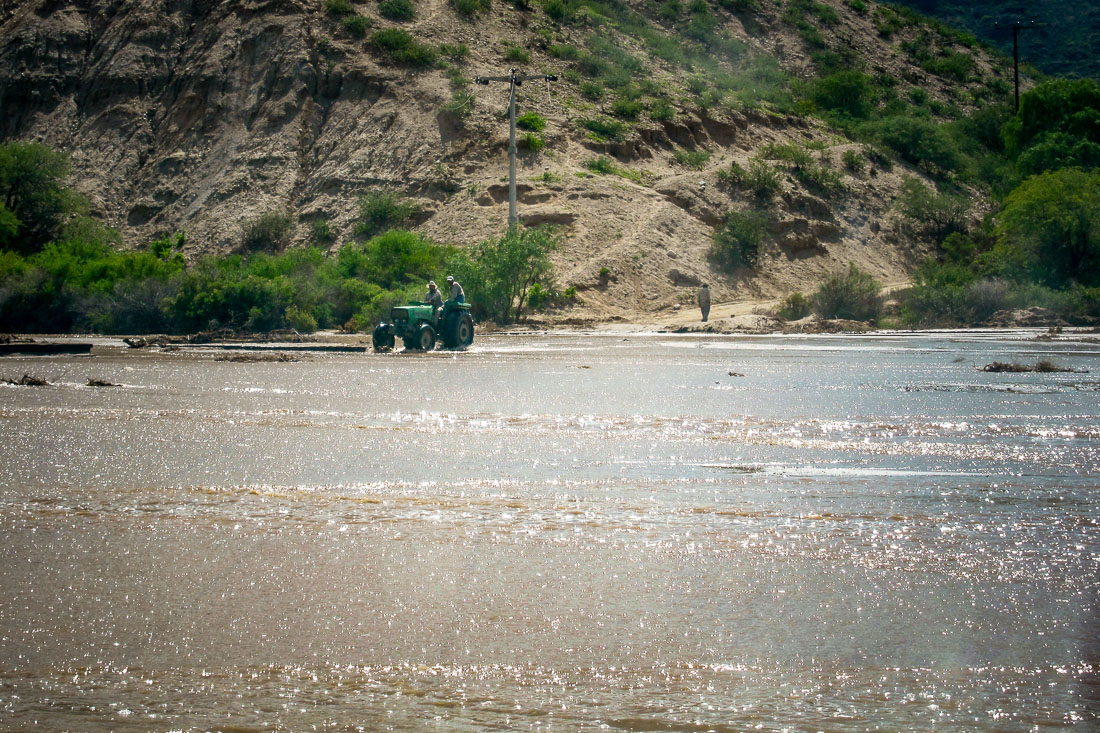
0;330;1097;731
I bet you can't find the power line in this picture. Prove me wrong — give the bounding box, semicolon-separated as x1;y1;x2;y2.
474;68;558;229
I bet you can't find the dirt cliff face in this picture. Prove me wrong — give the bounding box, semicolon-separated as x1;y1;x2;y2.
0;0;1002;321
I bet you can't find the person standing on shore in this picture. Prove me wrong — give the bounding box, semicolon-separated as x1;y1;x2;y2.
697;283;711;322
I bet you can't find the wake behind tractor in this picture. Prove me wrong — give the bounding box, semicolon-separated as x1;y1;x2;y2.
372;301;474;352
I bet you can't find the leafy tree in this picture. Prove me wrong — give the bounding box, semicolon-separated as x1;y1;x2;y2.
1003;79;1100;163
354;229;450;290
994;168;1100;287
0;141;84;253
449;226;559;323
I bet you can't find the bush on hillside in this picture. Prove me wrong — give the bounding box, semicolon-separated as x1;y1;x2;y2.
710;209;769;271
811;263;882;321
857;115;963;176
370;28;437;66
379;0;416;21
240;211;295;252
355;190;422;239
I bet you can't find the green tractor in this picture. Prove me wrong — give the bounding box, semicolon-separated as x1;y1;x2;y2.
372;301;474;352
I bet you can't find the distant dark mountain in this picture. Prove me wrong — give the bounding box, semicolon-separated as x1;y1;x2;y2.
889;0;1100;80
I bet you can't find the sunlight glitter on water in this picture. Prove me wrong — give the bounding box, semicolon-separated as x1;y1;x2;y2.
0;331;1097;730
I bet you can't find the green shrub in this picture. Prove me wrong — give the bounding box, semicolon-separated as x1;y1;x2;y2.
240;211;295;252
856;115;962;176
379;0;416;21
370;28;437;66
548;43;580;59
446;67;470;89
584;156;617;175
355;190;422;238
777;291;811;320
0;141;84;254
341;13;371;37
504;45;530;63
796;162;845;196
325;0;354;16
527;281;578;310
673;147;710;169
442;88;474;119
580;81;605;101
994;168;1100;287
811;263;882;321
841;148;865;173
710;209;769;271
451;0;491;15
542;0;572;22
649;100;674;121
717;0;756;10
310;219;333;243
810;70;874;120
611;98;642;120
718;159;781;199
761;142;812;167
873;6;908;38
439;43;470;61
895;176;969;239
579;117;627;141
516;112;546;131
285;304;319;332
520;133;546;153
922;52;973;82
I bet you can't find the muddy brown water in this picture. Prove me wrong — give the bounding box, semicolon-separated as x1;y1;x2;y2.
1;331;1097;731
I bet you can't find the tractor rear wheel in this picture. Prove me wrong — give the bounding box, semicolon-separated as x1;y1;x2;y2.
442;312;460;348
416;323;435;351
443;312;474;348
457;313;474;346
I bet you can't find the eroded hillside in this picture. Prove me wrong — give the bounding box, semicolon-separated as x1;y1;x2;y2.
0;0;1014;321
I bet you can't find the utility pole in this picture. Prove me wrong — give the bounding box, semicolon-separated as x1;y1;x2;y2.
995;20;1037;113
474;69;557;229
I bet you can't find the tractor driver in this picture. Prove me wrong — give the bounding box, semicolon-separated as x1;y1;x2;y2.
425;280;444;324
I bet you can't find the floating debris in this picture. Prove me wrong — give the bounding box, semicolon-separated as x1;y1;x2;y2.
215;352;303;363
3;373;48;386
980;360;1082;373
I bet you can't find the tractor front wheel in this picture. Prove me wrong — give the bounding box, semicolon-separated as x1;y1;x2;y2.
372;324;395;352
